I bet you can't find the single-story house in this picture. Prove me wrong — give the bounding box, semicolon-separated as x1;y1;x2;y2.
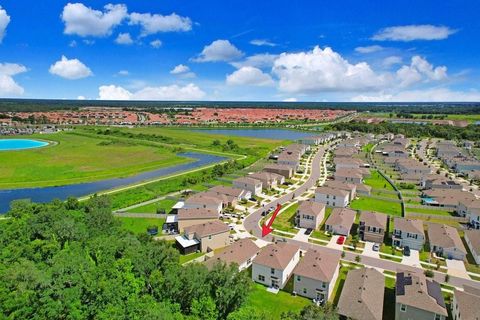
204;238;260;271
427;223;467;260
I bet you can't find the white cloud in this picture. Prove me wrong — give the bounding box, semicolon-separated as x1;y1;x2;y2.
0;6;11;43
396;56;447;87
61;3;127;37
354;45;384;53
77;95;86;100
250;39;277;47
129;12;192;36
231;53;278;69
352;88;480;102
150;39;162;48
170;64;189;74
49;56;93;80
226;66;274;86
283;97;297;102
115;32;133;45
194;40;244;62
69;40;77;47
98;83;205;100
117;70;129;76
272;46;388;93
0;63;27;96
372;24;457;41
382;56;403;68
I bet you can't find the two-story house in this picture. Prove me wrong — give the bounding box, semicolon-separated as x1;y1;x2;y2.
315;186;350;207
204;238;260;271
233;177;263;196
427;223;467;261
392;217;425;250
295;201;326;230
358;211;387;243
324;208;356;236
175;220;230;254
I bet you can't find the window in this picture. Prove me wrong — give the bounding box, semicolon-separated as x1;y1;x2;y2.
209;235;212;240
434;314;441;320
297;276;301;281
258;275;265;281
303;288;307;294
271;268;275;275
400;304;407;312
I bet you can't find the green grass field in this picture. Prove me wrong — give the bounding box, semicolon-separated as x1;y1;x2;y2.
350;196;402;216
242;283;311;319
271;202;299;233
126;198;177;214
405;206;453;216
117;217;165;234
364;170;395;191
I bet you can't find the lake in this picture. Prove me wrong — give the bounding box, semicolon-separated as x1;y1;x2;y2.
194;128;313;140
0;139;49;151
0;152;226;213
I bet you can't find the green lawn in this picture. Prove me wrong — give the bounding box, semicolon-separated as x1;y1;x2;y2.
179;252;205;264
350;196;402;216
117;217;165;234
364;170;395;191
242;283;311;319
405;207;453;216
126;198;177;214
271;202;299;233
0;131;191;189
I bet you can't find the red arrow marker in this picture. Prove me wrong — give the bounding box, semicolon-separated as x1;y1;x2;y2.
261;203;282;237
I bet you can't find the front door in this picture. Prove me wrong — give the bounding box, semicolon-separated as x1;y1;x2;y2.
271;279;279;289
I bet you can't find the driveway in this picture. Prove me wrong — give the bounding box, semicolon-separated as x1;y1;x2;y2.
327;235;344;250
401;249;421;267
292;228;311;242
362;241;380;258
446;259;470;279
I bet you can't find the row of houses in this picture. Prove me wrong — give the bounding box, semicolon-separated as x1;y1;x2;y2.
435;140;480;176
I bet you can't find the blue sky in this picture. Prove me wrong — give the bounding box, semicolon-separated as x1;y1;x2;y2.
0;0;479;102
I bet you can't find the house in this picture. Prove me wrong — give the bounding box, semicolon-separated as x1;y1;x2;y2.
263;163;294;179
204;238;260;271
277;153;300;169
355;183;372;196
295;201;326;229
358;211;387;243
334;169;364;184
175;220;230;254
184;192;224;214
334;157;366;170
421;177;463;190
252;242;301;289
395;270;447;320
392;218;425;250
421;189;476;211
464;230;480;264
324;180;357;201
314;186;350;207
427;223;467;260
176;208;219;232
293;248;341;302
452;286;480;320
249;171;285;189
233;177;263;196
457;199;480;228
337;268;385;320
324;208;356;236
334;147;359;158
209;185;252;201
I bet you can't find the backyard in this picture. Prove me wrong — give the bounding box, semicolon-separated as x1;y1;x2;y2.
117;217;165;234
350;196;402;216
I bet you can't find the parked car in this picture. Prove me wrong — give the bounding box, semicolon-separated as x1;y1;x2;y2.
336;236;345;245
403;246;411;256
305;228;313;235
372;243;380;251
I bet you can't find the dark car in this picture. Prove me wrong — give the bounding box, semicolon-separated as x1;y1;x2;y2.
403;246;411;256
305;228;313;235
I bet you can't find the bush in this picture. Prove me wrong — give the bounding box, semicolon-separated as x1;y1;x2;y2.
424;270;434;278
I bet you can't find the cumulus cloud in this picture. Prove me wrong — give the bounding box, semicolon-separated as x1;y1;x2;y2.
98;83;205;100
250;39;277;47
61;3;128;37
0;6;10;43
0;63;27;96
231;53;278;69
150;39;162;48
372;24;457;41
49;56;93;80
396;56;447;87
194;40;244;62
354;45;384;53
352;88;480;102
226;66;274;86
272;46;388;93
382;56;403;68
170;64;189;74
129;12;192;36
115;32;133;45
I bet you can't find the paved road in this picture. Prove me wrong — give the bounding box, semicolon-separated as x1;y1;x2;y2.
244;146;326;237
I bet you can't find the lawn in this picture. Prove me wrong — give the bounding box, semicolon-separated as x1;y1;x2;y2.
350;196;402;216
241;283;311;319
179;252;205;264
405;206;453;216
117;217;165;234
364;170;395;191
0;131;192;189
271;202;299;233
126;198;177;214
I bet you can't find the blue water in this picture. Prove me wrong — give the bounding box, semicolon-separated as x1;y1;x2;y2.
0;152;226;213
0;139;49;151
194;128;313;140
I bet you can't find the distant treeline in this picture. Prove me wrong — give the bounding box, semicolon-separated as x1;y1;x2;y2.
328;121;480;140
0;98;480;114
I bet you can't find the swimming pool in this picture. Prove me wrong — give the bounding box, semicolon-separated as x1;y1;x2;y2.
0;139;49;151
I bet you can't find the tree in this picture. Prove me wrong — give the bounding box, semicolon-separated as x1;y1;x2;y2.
281;304;339;320
190;296;217;320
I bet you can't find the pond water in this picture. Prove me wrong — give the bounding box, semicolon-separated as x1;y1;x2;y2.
0;139;49;151
194;128;313;140
0;152;226;213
